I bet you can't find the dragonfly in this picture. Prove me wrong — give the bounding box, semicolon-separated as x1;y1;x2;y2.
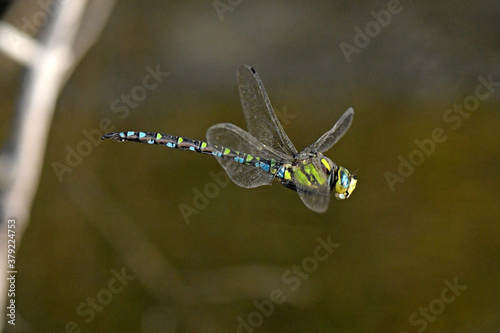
102;65;357;213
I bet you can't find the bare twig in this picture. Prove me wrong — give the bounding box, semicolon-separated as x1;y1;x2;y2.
0;0;116;329
0;22;42;66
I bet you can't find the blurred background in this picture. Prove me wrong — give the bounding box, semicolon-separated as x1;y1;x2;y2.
0;0;499;332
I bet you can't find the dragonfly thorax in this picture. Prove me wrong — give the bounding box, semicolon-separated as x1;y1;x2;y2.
277;154;333;192
277;153;356;201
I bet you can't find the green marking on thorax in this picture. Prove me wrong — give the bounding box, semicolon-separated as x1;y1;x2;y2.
177;137;184;144
224;148;231;155
294;169;312;186
304;163;325;185
156;133;162;140
201;142;207;149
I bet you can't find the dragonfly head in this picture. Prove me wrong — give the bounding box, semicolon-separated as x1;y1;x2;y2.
317;156;356;199
332;166;357;200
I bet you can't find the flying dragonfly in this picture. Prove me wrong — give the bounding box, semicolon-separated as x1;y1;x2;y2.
102;65;357;213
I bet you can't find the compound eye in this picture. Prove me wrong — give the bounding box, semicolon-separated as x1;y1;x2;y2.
335;166;357;200
340;170;350;189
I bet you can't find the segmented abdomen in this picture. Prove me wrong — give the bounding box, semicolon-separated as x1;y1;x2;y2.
111;131;285;176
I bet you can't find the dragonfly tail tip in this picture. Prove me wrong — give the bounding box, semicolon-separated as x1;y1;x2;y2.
102;132;121;141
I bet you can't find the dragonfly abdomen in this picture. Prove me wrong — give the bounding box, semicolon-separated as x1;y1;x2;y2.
102;131;284;175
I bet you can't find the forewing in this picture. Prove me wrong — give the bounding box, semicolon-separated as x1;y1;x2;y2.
206;123;291;188
238;64;298;157
305;107;354;154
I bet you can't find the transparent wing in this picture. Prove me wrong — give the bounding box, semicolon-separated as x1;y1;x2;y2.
206;123;292;188
297;189;331;213
238;64;298;157
304;107;354;154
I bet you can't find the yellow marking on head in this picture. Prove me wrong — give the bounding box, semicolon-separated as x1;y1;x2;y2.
348;175;358;196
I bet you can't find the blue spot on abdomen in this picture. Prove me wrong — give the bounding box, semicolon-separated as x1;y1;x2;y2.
260;162;270;172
